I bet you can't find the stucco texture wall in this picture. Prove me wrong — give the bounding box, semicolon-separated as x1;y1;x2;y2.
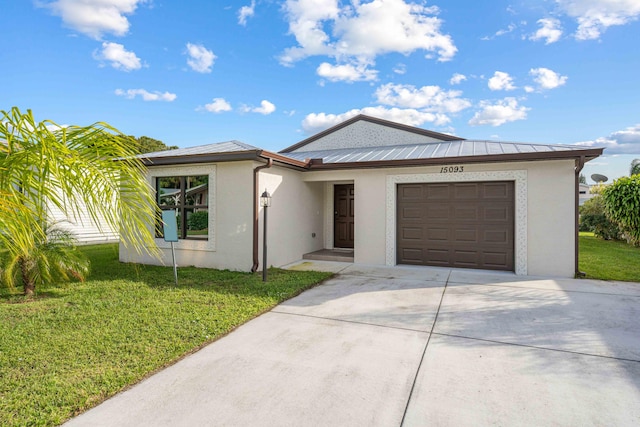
120;161;254;271
303;159;577;278
259;165;324;269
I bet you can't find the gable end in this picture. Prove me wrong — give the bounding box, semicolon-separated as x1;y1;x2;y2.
280;114;463;153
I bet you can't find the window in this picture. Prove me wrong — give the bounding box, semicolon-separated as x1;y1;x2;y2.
156;175;209;240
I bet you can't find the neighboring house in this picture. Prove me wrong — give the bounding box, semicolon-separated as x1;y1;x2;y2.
48;194;119;244
578;183;594;206
120;115;603;278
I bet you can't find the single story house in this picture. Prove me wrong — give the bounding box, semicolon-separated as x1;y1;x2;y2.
120;115;603;278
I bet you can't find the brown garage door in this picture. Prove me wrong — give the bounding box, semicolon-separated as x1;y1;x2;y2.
397;182;514;271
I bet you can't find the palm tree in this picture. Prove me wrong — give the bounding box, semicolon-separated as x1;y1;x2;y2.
0;107;159;295
631;159;640;176
0;223;90;295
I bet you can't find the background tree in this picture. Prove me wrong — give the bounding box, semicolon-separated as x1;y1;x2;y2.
0;107;159;295
579;196;621;240
630;159;640;176
131;136;178;154
589;183;607;195
602;175;640;246
579;173;587;184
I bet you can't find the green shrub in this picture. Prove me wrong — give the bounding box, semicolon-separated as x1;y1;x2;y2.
187;211;208;230
602;175;640;246
580;195;621;240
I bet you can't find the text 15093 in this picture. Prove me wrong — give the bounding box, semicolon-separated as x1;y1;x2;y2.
440;166;464;173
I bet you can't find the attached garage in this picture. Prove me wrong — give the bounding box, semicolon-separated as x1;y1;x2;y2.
397;182;514;271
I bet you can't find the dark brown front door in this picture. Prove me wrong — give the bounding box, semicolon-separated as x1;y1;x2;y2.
397;181;514;271
334;184;354;248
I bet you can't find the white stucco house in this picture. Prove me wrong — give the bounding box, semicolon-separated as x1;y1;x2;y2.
120;115;603;278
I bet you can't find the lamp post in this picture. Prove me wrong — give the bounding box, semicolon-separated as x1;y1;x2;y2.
260;189;271;282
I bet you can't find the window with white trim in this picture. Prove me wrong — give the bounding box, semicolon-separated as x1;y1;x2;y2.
156;175;209;240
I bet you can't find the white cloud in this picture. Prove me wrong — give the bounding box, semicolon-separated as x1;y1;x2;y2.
529;67;568;90
238;0;256;26
280;0;457;73
574;124;640;154
242;100;276;115
302;81;472;134
488;71;516;91
481;23;517;40
393;63;407;75
530;18;563;44
374;83;471;114
93;42;142;71
43;0;145;39
200;98;232;113
302;106;450;134
186;43;216;73
449;73;467;85
556;0;640;40
115;89;177;102
469;97;529;126
317;62;378;82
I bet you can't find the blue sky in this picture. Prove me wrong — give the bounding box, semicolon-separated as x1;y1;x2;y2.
2;0;640;182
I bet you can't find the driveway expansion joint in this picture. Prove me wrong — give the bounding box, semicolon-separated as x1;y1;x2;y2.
447;280;640;297
400;270;452;426
269;310;431;334
432;332;640;363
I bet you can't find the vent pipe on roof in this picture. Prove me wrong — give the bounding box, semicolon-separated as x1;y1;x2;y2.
251;158;273;272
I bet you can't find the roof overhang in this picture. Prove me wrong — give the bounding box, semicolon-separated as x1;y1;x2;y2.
304;147;604;170
140;149;309;170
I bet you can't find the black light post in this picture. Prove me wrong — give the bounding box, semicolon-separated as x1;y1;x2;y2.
260;189;271;282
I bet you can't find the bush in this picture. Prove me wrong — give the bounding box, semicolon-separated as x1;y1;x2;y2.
580;195;621;240
187;211;208;231
589;183;607;195
602;175;640;246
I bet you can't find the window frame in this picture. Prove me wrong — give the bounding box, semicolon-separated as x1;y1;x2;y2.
156;175;209;241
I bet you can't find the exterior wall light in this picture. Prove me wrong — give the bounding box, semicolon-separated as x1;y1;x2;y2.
260;189;271;282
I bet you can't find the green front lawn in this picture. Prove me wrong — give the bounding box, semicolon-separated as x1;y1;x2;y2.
579;232;640;282
0;244;332;427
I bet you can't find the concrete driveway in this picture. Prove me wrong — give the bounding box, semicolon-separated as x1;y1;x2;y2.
66;262;640;426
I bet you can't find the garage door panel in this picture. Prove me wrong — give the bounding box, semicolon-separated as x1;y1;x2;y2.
397;181;514;272
453;206;479;220
426;185;451;200
484;206;509;221
400;248;423;263
401;207;424;220
484;229;509;244
453;250;479;265
426;228;449;241
454;229;478;242
453;183;479;199
426;206;449;219
483;252;509;269
483;182;511;198
425;249;450;265
402;227;423;240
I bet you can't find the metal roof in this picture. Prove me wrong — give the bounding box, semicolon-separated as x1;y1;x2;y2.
282;140;597;164
138;140;260;159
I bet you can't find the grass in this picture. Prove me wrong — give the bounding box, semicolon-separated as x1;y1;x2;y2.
0;244;332;427
579;231;640;281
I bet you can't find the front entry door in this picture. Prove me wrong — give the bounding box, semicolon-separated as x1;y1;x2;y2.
334;184;354;248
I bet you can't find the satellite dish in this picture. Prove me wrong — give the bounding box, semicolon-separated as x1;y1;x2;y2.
591;173;608;183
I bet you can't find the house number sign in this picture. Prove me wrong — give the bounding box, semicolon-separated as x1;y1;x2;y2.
440;166;464;173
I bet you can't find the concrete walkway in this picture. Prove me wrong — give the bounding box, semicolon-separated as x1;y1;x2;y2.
65;262;640;426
